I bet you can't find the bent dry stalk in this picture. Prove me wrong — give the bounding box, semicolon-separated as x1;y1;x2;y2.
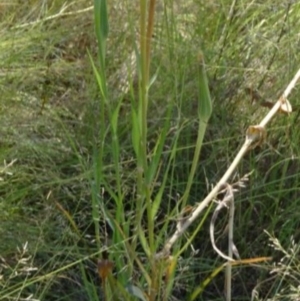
157;68;300;258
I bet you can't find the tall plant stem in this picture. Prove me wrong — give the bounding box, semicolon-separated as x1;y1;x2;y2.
146;0;156;77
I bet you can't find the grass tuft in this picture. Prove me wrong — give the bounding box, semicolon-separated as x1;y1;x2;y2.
1;1;300;301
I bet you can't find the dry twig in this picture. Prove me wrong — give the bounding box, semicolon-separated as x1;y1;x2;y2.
157;68;300;258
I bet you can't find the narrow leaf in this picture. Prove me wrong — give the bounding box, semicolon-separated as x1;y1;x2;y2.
197;52;212;122
126;284;148;301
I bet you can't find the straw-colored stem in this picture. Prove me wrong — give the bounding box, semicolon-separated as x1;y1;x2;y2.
146;0;156;78
160;68;300;256
163;139;251;254
226;196;235;301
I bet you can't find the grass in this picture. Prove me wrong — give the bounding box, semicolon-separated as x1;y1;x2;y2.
1;0;300;300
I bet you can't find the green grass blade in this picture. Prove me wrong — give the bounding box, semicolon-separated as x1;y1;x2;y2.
181;53;213;207
94;0;109;59
197;52;212;122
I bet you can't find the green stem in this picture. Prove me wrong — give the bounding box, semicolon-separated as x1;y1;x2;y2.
180;120;208;207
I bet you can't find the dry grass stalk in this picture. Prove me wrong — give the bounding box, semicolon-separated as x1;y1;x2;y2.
158;68;300;258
